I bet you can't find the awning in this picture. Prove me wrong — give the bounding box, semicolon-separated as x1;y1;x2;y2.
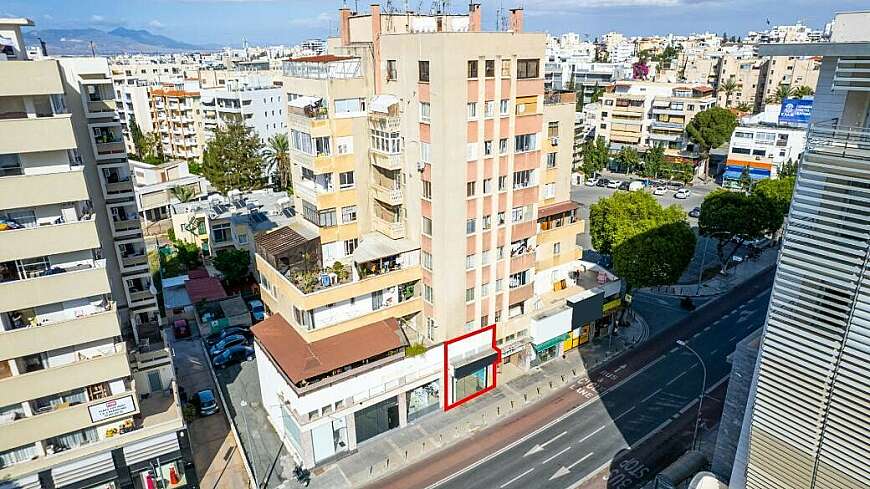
371;94;399;114
454;350;500;378
288;96;321;109
352;232;416;263
538;201;579;220
723;170;769;180
534;333;568;352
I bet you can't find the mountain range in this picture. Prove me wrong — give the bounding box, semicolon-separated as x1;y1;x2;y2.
23;27;218;55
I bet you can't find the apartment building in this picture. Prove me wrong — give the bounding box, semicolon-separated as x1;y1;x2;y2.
597;81;716;165
248;4;622;469
149;82;204;160
716;54;820;110
200;79;286;143
130;159;208;224
730;11;870;489
758;55;820;102
0;20;194;488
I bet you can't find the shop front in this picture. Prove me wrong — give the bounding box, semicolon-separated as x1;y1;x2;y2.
450;350;498;406
531;333;567;366
311;417;350;464
407;380;440;421
562;323;591;352
500;337;531;369
529;305;572;367
354;396;400;444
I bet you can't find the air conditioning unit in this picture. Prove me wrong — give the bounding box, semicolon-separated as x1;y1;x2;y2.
417;161;426;172
550;137;560;146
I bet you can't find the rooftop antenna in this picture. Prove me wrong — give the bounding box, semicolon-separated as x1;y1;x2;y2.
89;41;96;57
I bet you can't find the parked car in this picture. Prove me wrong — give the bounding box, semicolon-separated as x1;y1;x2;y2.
173;319;191;339
674;188;692;199
248;300;266;322
209;334;249;357
607;180;623;189
652;186;667;196
205;327;251;347
584;176;600;186
212;345;254;369
596;178;610;188
618;181;631;191
628;181;645;192
192;389;219;416
688;207;702;218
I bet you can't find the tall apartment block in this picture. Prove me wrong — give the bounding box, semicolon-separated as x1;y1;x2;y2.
251;4;622;468
150;82;204;160
0;19;195;488
730;11;870;489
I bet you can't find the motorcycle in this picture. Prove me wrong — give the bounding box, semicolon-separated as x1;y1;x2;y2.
293;465;311;487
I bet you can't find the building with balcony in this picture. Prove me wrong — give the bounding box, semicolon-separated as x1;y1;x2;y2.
130;159;208;225
251;3;611;470
0;20;194;488
729;11;870;489
201;78;286;144
149;83;204;161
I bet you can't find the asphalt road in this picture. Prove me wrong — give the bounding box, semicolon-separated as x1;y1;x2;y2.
372;268;775;489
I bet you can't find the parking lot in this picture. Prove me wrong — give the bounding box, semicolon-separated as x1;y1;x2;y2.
570;180;713;215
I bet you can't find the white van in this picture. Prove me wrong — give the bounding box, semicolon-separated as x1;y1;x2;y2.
628;181;645;192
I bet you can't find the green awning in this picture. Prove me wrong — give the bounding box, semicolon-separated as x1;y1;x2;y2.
533;333;568;352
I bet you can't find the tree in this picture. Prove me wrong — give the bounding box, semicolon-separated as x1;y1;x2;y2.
753;177;796;233
589;87;604;104
790;85;814;98
581;136;610;177
213;248;251;287
641;146;665;179
720;78;740;107
201;123;266;195
616;146;640;174
778;159;797;178
171;185;196;203
698;190;770;269
173;240;202;270
736;102;753;113
686;107;738;153
590;191;694;290
264;133;292;192
774;85;791;103
130;115;146;156
738;166;753;192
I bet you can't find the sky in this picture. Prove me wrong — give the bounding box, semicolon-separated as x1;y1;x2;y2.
3;0;864;47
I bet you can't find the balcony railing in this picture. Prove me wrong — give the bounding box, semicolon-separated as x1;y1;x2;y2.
121;254;148;268
86;99;116;114
371;183;402;205
806;120;870;159
105;179;134;194
112;217;141;232
95;140;126;158
373;216;405;240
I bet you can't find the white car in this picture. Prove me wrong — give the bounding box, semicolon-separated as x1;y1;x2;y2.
674;188;692;199
652;186;667;196
607;180;623;189
585;177;599;186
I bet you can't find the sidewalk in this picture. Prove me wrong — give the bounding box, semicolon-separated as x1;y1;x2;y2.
285;321;646;489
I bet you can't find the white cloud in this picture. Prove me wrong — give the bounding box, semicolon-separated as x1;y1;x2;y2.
148;19;165;29
90;14;105;22
288;12;333;27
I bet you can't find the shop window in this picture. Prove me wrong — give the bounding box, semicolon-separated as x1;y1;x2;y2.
133;460;187;489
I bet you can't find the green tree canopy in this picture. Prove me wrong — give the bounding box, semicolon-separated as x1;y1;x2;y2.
616;146;640;174
213;248;251;287
264;133;292;191
641;146;665;179
774;85;791;103
581;136;610;177
686;106;738;153
790;85;815;98
202;123;266;194
753;177;796;232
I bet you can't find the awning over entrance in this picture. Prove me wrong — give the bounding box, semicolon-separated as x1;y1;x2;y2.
454;350;499;378
533;333;568;352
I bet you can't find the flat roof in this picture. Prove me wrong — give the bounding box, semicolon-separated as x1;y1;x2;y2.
287;54;355;63
252;314;405;384
759;42;870;57
0;18;34;27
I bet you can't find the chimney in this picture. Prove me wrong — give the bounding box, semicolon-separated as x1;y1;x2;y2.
468;3;481;32
509;8;523;33
339;7;352;46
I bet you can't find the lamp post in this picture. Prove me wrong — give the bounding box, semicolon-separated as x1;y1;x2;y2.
676;339;707;451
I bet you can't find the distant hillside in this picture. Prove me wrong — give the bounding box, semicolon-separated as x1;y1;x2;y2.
23;27;216;55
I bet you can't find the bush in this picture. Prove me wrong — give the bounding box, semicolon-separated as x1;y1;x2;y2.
405;343;426;357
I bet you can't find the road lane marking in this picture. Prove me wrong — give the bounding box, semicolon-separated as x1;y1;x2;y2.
541;446;572;465
543;431;568;447
666;371;687;386
614;406;636;421
641;388;662;403
710;349;719;355
525;431;569;456
567;452;594;470
669;347;678;353
577;425;606;444
704;326;711;332
499;468;534;488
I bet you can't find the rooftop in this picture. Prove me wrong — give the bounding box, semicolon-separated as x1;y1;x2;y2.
172;189;294;231
252;314;407;385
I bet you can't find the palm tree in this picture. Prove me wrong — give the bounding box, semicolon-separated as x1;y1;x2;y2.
170;185;196;203
774;85;792;103
736;102;753;113
790;85;814;98
264;134;292;191
720;78;740;107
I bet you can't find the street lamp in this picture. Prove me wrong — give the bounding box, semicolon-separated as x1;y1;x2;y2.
676;339;707;451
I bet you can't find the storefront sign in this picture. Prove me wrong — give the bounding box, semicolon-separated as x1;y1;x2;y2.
501;339;527;357
603;298;622;313
88;395;136;423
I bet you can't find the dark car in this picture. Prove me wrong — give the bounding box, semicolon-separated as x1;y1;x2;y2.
205;327;251;347
596;178;610;188
192;389;220;416
618;181;631;191
173;319;191;339
212;345;254;369
688;207;702;218
209;335;249;357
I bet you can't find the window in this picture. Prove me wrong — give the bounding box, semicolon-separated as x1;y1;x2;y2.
514;134;537;152
732;147;751;155
420;142;431;163
426;318;436;340
422;251;433;270
466;254;476;269
422;180;432;199
291;129;313;154
420;102;431;122
485;100;495;118
481;282;490;297
501;59;511;77
466;287;475;302
752;149;766;156
424;284;434;302
511;205;526;222
237;234;248;245
418;61;430;82
372;128;401;153
500;99;509;115
482;178;492;194
499;138;508;154
212;222;231;243
371;290;384;311
481;249;491;265
318;208;337;227
334;98;365;114
498;175;507;191
466;181;476;197
482;59;494;77
386;60;397;80
517;59;539;79
546;152;557;168
0;444;37;468
497;211;505;225
513;169;532;189
483;214;492;230
339;171;355;189
548;121;559;138
341;205;357;223
467;142;478;160
553;242;561;255
314;136;331;156
543;182;556;199
336;136;353;154
495;278;503;291
466;218;476;234
467;102;477;119
604;99;614;106
484;140;493;156
467;60;478;79
344;238;358;255
464;320;475;332
422;217;433;235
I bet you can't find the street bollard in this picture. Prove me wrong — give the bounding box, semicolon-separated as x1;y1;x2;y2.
497;405;501;416
549;380;553;389
572;368;577;376
370;465;374;477
561;374;566;382
386;457;390;469
537;387;541;395
511;400;515;409
523;393;528;402
405;450;408;460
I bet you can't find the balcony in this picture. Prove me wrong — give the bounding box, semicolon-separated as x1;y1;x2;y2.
0;343;129;408
0;260;110;312
369;150;403;171
0;303;118;361
0;60;64;97
373;216;405;240
104;179;134;195
120;253;149;270
806;121;870;160
0;219;99;263
371;183;403;206
0;166;88;210
544;90;576;106
110;214;142;236
85;99;117;117
0;115;76;155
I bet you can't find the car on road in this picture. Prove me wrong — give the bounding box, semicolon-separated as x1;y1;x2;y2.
652;186;667;196
192;389;220;416
209;334;249;357
595;178;610;188
212;345;254;369
584;176;599;186
607;180;623;189
628;181;645;192
618;181;631;191
204;327;251;347
248;299;266;322
688;207;701;218
173;319;191;339
674;188;692;199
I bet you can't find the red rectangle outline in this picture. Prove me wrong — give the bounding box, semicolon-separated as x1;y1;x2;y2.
443;324;501;412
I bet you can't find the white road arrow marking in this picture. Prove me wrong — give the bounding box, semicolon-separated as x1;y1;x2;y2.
568;452;595;470
549;466;571;480
524;431;567;456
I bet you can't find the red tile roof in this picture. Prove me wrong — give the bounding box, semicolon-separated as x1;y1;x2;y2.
252;314;405;384
538;201;580;219
184;277;227;303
